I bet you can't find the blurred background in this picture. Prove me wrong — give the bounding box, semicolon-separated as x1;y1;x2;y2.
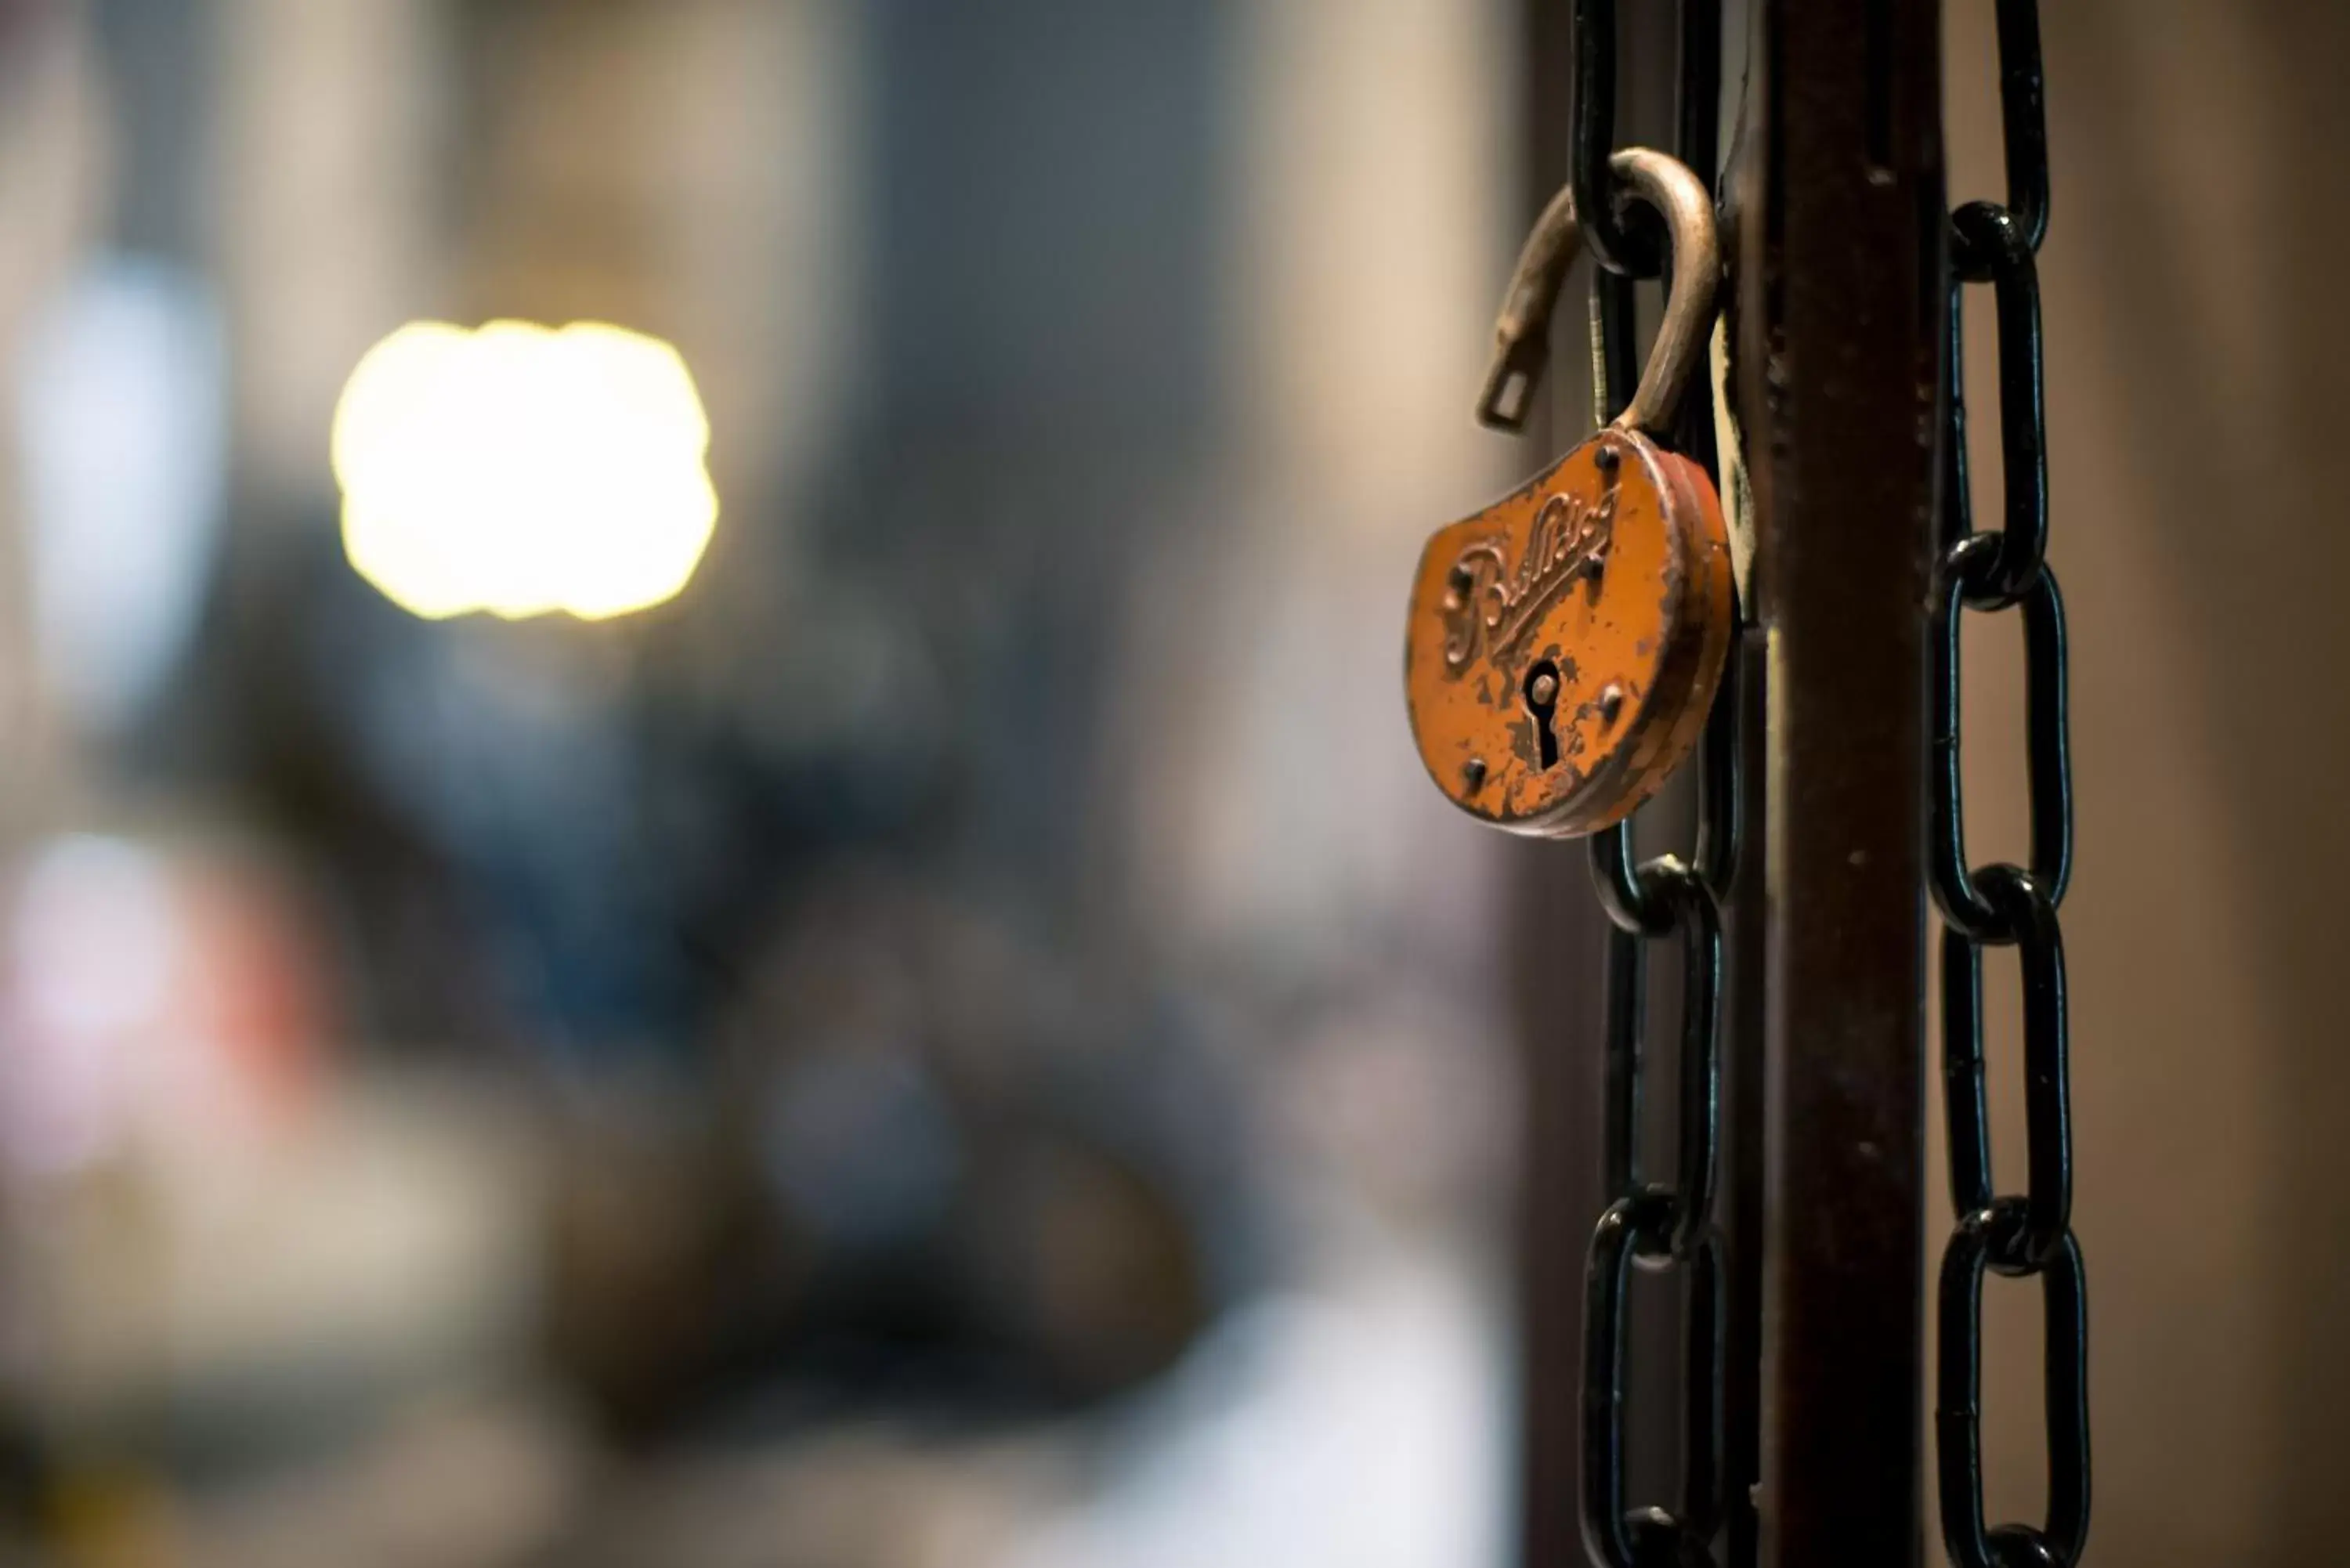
0;0;2337;1564
0;2;1519;1563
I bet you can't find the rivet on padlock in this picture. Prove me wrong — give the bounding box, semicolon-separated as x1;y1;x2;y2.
1404;147;1732;839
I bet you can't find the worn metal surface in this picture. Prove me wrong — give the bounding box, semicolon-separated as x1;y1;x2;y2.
1726;0;1943;1562
1404;428;1731;838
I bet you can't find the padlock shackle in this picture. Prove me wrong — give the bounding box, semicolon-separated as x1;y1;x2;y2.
1476;181;1582;432
1477;148;1719;441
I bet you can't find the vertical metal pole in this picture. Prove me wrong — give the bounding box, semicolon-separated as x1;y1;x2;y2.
1727;2;1943;1563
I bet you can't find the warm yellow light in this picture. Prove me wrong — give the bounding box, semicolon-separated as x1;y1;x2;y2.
330;320;718;621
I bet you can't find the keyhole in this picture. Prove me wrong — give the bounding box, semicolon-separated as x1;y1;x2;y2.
1524;659;1562;769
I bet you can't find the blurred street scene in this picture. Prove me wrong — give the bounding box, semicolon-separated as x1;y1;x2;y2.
0;1;1523;1563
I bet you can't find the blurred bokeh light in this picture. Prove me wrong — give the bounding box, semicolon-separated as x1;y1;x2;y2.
331;320;718;621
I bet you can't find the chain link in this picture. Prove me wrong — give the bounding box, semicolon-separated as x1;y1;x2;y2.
1571;0;1660;278
1573;5;1734;1565
1932;5;2091;1564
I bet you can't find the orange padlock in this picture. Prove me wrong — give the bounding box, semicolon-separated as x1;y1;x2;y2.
1404;147;1730;839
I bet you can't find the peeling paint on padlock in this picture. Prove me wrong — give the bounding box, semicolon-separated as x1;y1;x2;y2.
1404;425;1730;836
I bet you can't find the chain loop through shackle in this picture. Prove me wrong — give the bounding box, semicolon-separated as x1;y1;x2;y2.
1478;150;1719;441
1932;5;2090;1565
1565;3;1737;1565
1571;0;1665;280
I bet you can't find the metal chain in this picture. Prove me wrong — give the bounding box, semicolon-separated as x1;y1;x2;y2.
1932;5;2090;1566
1574;5;1734;1565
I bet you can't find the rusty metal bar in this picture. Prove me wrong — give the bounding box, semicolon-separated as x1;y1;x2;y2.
1726;1;1944;1563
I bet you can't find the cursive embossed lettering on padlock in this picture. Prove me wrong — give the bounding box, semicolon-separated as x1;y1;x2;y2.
1405;147;1732;839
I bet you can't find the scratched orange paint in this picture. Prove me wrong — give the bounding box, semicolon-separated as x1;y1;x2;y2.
1403;429;1731;838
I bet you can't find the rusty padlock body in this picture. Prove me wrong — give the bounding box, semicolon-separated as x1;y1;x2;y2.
1404;147;1731;839
1404;428;1730;836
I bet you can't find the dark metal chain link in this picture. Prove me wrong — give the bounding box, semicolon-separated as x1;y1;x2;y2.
1932;5;2091;1565
1574;5;1734;1565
